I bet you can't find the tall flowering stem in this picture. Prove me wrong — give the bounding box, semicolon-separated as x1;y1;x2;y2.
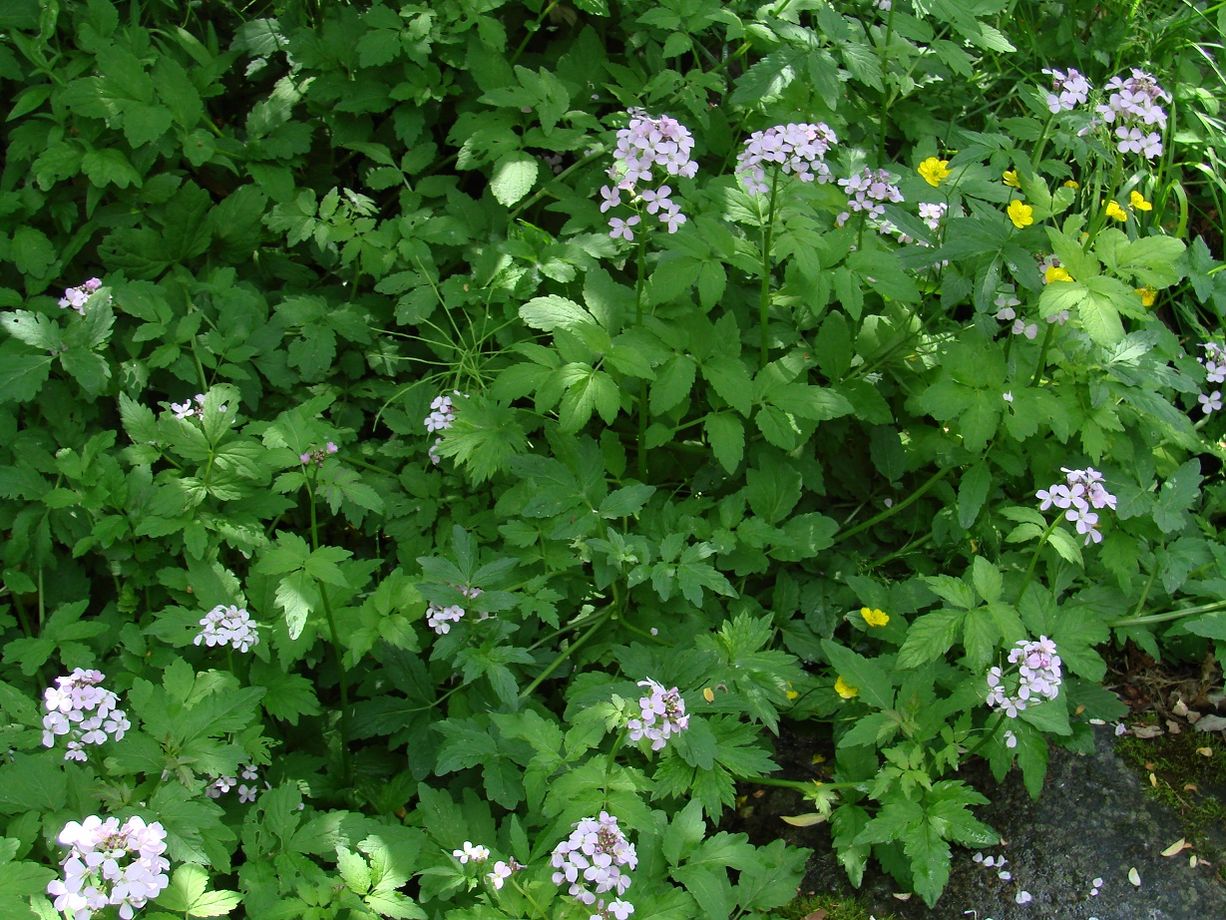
759;169;780;367
303;464;352;781
1015;515;1061;604
635;234;649;478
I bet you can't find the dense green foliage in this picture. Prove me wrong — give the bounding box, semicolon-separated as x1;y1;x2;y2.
1;0;1225;916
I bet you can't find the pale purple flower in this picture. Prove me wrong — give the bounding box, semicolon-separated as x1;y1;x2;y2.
1199;391;1223;415
57;278;105;315
453;841;491;864
608;216;640;241
626;679;689;751
1038;467;1116;544
1042;67;1092;113
838;167;904;223
1003;391;1014;403
551;812;637;906
986;636;1063;717
48;815;170;920
1096;69;1170;159
639;186;672;214
170;394;205;420
1016;889;1033;904
735;122;838;195
599;185;622;213
1013;319;1039;340
424;394;457;433
1200;343;1226;384
1003;729;1018;749
918;201;946;231
659;204;687;233
42;670;129;762
194;604;260;653
488;859;519;890
300;442;339;466
1046;309;1070;325
591;900;636;920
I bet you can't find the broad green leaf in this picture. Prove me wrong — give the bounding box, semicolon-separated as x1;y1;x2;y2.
489;152;538;207
704;413;744;473
821;640;894;709
519;296;599;332
897;609;964;668
958;462;991;530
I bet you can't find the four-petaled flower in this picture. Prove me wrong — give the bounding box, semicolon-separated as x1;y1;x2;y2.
1199;391;1222;415
609;215;640;241
1105;199;1127;222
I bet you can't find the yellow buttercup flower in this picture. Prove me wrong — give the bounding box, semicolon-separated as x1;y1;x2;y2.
1105;199;1127;222
1130;189;1152;211
1063;179;1080;189
785;682;799;700
860;606;890;628
1045;265;1074;284
1003;170;1021;188
1007;200;1034;229
834;676;859;700
1137;286;1157;307
918;156;952;187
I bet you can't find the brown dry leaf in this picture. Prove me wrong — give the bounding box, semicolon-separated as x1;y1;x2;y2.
891;893;912;901
802;910;827;920
1196;746;1213;757
1133;724;1164;738
1185;783;1200;792
1161;838;1189;857
1166;720;1182;734
1173;697;1190;718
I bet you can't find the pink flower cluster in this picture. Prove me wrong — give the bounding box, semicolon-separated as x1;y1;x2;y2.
1096;68;1170;159
426;585;483;635
42;669;130;763
550;812;637;911
206;763;265;803
602;109;697;240
627;679;689;751
1041;67;1092;113
836;168;904;226
735;122;838;195
58;278;103;315
986;636;1063;718
1036;466;1117;545
194;604;260;653
1197;342;1224;416
47;815;170;920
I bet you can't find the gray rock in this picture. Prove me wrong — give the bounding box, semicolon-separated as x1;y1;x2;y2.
797;727;1226;919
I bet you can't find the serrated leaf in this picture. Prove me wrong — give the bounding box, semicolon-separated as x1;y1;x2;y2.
489;152;538;207
704;413;744;473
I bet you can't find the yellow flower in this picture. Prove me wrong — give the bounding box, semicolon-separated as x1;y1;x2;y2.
834;676;859;700
785;683;799;700
918;156;952;187
1137;286;1157;307
860;606;890;628
1105;199;1128;222
1045;265;1074;284
1007;200;1034;229
1003;170;1021;188
1063;179;1080;189
1130;189;1152;211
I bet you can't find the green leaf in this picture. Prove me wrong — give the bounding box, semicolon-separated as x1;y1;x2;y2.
0;344;52;403
1018;698;1072;736
651;355;697;414
1153;459;1201;533
519;296;599;332
971;556;1002;603
599;483;655;518
904;821;951;908
745;455;802;524
157;864;242;916
1184;612;1226;641
897;609;964;668
767;383;853;422
957;462;991;530
814;312;852;380
489;152;538;207
1;310;61;351
704;414;744;473
10;228;56;278
81;148;142;188
821;640;894;709
702;355;753;416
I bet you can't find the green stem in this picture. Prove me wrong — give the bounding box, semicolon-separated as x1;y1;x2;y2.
509;0;559;64
1029;322;1056;387
605;727;628;770
1015;516;1061;604
634;233;650;478
1029;111;1056;169
1109;598;1226;629
966;711;1008;759
304;471;352;782
759;170;781;368
832;466;954;545
519;611;610;700
876;5;897;163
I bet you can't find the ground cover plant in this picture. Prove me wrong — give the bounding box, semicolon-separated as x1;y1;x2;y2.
2;0;1226;916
